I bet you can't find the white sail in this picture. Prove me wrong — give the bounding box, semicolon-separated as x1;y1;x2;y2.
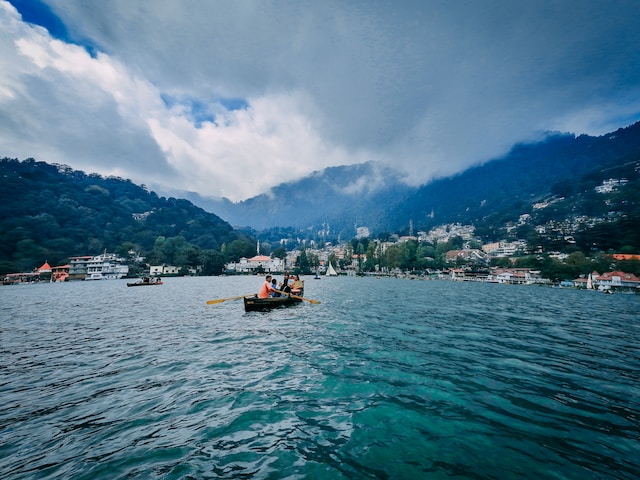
326;261;338;276
586;273;593;290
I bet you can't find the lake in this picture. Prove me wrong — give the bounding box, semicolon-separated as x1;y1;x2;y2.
1;276;638;479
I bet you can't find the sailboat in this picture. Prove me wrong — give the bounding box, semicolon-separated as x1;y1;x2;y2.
586;273;594;290
326;261;338;276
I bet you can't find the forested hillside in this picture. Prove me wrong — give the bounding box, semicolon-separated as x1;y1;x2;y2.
392;122;640;233
0;158;256;275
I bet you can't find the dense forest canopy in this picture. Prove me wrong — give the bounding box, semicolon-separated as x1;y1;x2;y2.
0;158;256;275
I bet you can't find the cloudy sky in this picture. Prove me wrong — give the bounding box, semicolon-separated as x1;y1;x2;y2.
2;0;640;202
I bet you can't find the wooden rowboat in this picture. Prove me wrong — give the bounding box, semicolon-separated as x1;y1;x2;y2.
243;292;303;312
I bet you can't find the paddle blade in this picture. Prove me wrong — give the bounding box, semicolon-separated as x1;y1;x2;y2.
206;295;247;305
206;299;226;305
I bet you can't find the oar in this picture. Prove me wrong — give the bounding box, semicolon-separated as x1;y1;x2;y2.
206;294;250;305
274;290;320;304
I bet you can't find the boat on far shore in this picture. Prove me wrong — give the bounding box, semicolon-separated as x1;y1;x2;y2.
127;277;163;287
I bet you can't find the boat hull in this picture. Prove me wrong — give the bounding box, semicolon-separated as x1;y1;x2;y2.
243;294;303;312
127;280;163;287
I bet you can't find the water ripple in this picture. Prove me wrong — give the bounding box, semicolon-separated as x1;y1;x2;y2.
1;277;638;479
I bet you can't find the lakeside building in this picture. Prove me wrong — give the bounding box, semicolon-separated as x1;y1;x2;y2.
574;271;640;290
51;264;70;282
225;255;284;274
37;261;52;281
68;255;94;280
597;271;640;288
490;268;546;285
2;272;40;285
150;265;180;276
85;252;129;280
449;267;548;284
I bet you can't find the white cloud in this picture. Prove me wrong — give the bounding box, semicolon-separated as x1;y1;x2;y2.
148;92;366;199
2;0;640;202
0;1;363;200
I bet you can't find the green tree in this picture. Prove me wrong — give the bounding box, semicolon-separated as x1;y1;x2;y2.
297;249;310;273
363;242;377;271
307;251;320;272
200;250;225;275
383;244;402;270
225;239;256;262
175;244;201;268
400;240;418;270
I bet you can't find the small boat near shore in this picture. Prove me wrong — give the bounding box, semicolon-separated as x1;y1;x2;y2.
127;277;163;287
243;292;303;312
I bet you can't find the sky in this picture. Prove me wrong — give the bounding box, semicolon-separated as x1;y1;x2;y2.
2;0;640;202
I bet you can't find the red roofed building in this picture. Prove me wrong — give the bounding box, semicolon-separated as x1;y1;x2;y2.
595;271;640;289
248;255;271;263
52;264;70;282
37;261;52;273
612;254;640;261
37;261;52;281
226;255;284;273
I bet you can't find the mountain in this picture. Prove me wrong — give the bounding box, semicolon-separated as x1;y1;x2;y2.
393;122;640;234
184;162;417;233
186;121;640;239
0;158;255;274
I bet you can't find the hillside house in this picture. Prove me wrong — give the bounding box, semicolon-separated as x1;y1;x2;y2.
445;249;487;264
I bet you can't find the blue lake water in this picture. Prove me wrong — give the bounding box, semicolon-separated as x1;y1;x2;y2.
1;276;639;479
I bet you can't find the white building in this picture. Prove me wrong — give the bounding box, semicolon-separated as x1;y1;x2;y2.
150;265;180;276
226;255;284;273
355;226;370;239
85;252;129;280
595;178;628;193
482;240;527;257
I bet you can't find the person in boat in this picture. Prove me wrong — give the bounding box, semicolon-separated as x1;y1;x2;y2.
270;278;280;297
290;275;303;294
258;275;277;298
279;275;291;295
